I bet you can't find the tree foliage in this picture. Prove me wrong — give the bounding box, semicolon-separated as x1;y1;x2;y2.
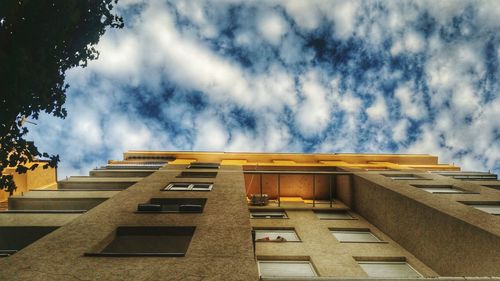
0;0;123;194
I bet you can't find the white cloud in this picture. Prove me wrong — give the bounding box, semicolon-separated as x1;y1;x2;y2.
405;125;441;155
193;113;228;150
404;31;425;53
338;92;362;114
392;119;409;142
391;31;425;55
279;32;309;65
394;83;426;120
325;1;359;39
71;110;102;148
90;34;141;83
450;84;480;116
258;12;288;45
282;1;320;31
23;0;500;179
294;71;331;137
366;96;388;122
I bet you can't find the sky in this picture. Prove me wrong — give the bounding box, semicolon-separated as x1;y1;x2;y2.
26;0;500;179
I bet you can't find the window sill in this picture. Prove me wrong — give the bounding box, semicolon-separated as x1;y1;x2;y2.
256;240;302;243
84;252;185;257
134;211;202;214
339;241;389;244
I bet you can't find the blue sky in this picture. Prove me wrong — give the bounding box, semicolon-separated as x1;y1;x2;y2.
27;0;500;178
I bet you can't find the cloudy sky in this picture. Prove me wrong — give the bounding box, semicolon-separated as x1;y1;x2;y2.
27;0;500;179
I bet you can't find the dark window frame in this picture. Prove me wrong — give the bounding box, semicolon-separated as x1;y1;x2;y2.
250;209;288;219
162;182;213;191
177;171;218;178
84;226;196;257
188;162;220;169
136;198;207;213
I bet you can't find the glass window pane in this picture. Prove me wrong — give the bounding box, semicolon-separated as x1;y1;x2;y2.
164;183;213;192
192;183;213;191
167;183;191;191
471;205;500;215
359;262;421;278
171;183;190;187
169;187;190;191
332;231;380;242
421;187;464;193
169;184;190;191
255;230;299;241
259;261;316;277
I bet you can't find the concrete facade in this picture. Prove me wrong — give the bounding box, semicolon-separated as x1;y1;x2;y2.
351;171;500;276
0;151;499;280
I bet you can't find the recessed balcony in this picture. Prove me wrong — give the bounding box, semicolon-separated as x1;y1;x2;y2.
244;169;353;209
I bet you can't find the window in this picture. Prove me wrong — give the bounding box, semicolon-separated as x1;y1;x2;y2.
85;226;195;257
382;174;424;180
163;183;213;191
250;210;287;219
466;203;500;215
254;229;300;242
331;230;380;242
314;210;353;220
8;197;108;211
188;162;219;169
412;185;468;194
421;187;465;193
191;183;213;191
177;171;217;178
453;175;496;180
0;226;58;257
433;171;498;180
483;185;500;191
358;261;422;278
137;198;207;213
258;260;317;277
104;164;163;170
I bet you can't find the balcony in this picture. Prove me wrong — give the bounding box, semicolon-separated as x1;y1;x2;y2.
244;170;353;209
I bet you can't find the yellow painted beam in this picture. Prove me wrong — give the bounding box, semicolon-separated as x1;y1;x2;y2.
169;159;196;165
273;160;296;165
369;162;411;170
123;151;441;166
221;159;248;165
320;161;349;166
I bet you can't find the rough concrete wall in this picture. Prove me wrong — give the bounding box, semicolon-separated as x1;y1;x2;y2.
352;173;500;276
0;165;259;281
252;208;437;277
336;175;352;207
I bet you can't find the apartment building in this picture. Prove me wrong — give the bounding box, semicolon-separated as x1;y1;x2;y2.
0;151;499;280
